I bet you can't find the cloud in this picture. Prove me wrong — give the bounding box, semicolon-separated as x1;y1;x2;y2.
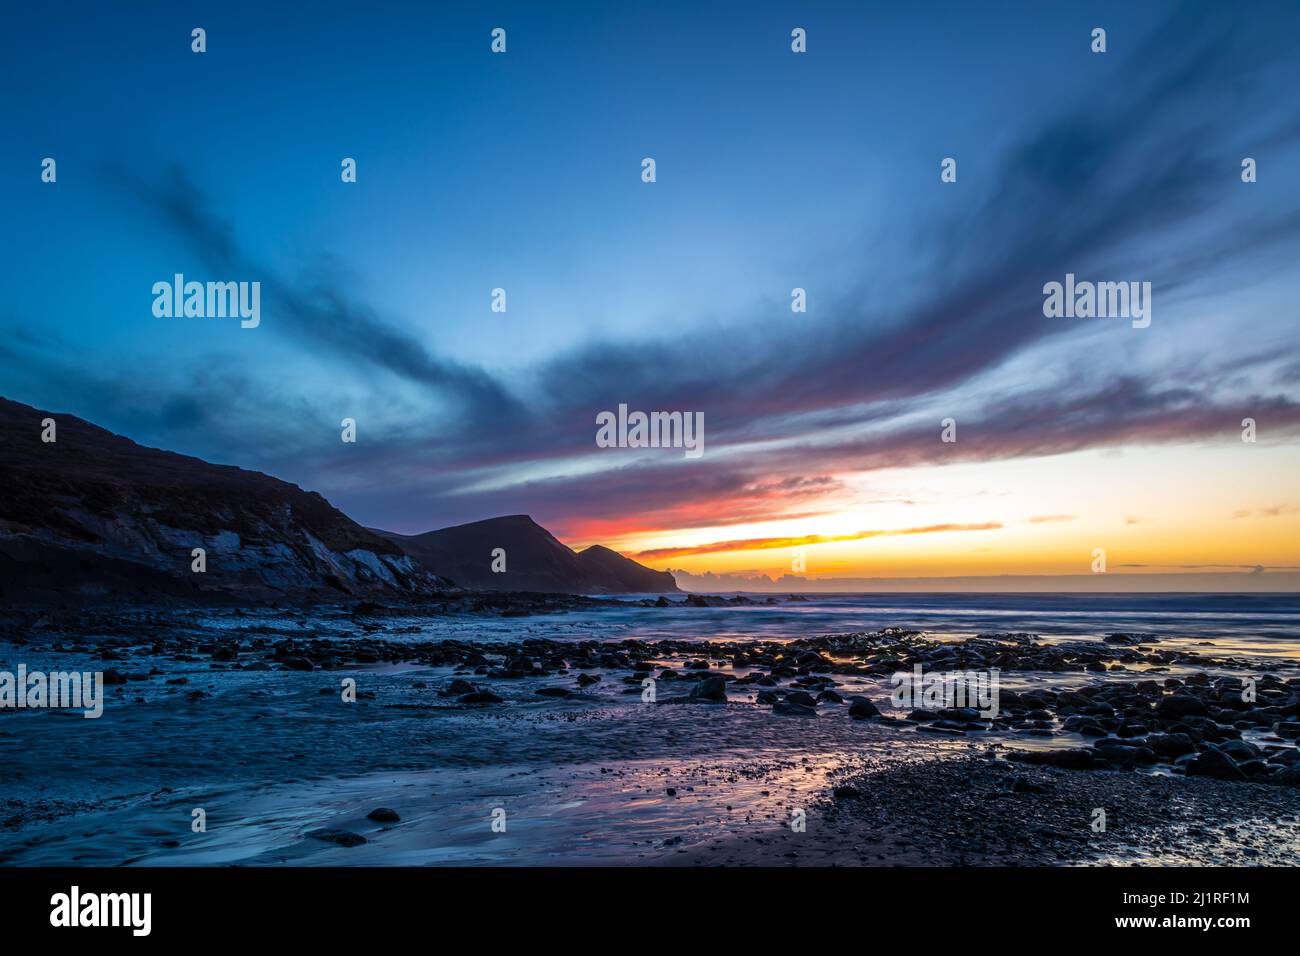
7;3;1300;545
106;164;524;427
635;522;1002;561
1232;505;1300;519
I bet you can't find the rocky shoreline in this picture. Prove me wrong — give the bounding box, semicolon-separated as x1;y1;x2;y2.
2;604;1298;864
5;607;1298;786
670;753;1300;866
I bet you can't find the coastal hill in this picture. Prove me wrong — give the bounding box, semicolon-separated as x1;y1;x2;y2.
0;397;676;602
376;516;680;594
0;397;455;603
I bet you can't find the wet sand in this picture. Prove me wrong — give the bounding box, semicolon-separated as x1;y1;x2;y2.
2;603;1297;866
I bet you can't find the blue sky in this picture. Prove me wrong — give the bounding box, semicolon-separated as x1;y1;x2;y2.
2;1;1299;579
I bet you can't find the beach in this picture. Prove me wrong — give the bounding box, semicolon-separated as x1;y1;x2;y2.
2;593;1298;866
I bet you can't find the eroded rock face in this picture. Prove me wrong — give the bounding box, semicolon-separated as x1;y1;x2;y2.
0;397;454;602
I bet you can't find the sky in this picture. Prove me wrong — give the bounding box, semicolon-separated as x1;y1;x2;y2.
2;0;1299;589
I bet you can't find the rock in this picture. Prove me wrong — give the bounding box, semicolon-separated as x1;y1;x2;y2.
306;828;367;847
1156;694;1209;718
817;689;844;704
1008;748;1097;770
1184;748;1247;781
281;657;314;672
773;701;818;717
1012;777;1050;794
832;785;861;800
458;690;503;704
848;697;881;719
784;690;817;707
102;669;129;686
447;678;476;695
535;686;572;698
366;808;400;823
1096;743;1157;767
1146;733;1196;758
576;673;601;687
689;676;728;703
1268;764;1300;787
1219;739;1261;762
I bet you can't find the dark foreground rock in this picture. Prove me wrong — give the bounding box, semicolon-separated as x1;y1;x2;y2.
306;828;367;847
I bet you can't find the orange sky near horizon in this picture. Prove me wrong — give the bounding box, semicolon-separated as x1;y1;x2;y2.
569;442;1300;581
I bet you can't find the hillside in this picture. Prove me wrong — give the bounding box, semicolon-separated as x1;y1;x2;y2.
377;516;679;594
0;397;453;603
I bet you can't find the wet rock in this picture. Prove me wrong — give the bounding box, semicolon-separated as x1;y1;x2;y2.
1268;764;1300;787
280;657;314;672
458;690;503;704
1184;748;1247;782
689;676;727;702
784;690;817;708
535;686;572;698
773;701;818;717
1094;742;1157;767
1146;733;1196;758
307;828;367;847
1007;748;1098;770
366;808;400;823
1219;739;1262;762
848;697;881;719
832;785;861;800
1157;694;1210;718
447;678;477;695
